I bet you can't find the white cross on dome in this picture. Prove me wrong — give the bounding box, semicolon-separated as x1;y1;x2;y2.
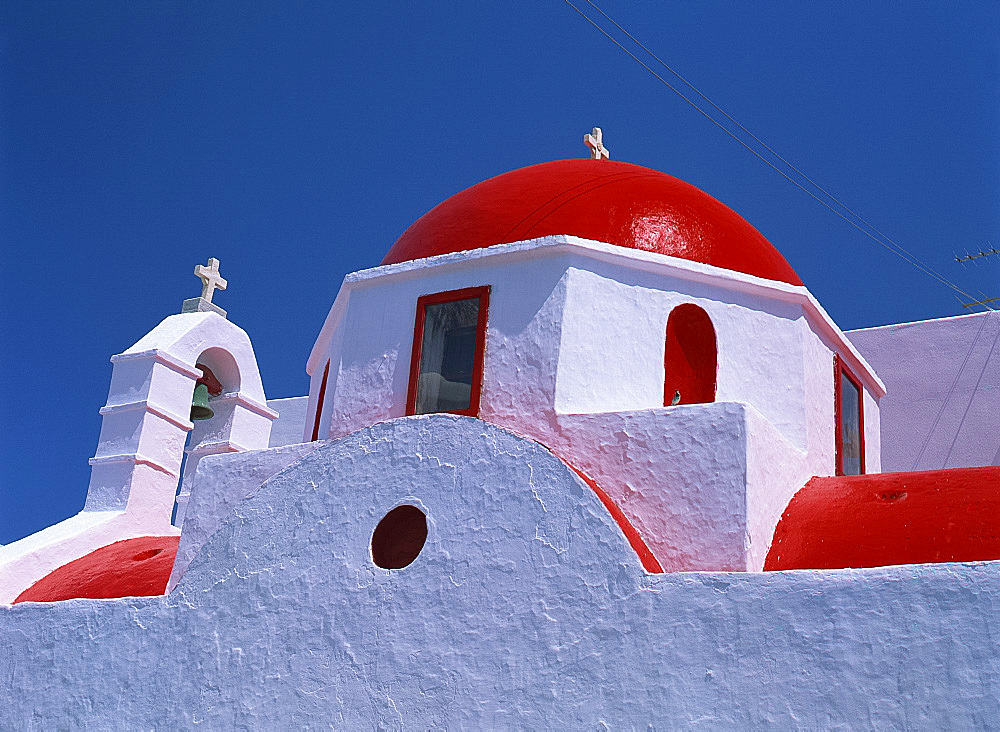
584;127;610;160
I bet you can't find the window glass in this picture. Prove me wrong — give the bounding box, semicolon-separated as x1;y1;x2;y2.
839;371;862;475
414;296;480;414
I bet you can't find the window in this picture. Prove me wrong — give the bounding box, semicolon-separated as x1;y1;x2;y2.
310;360;330;441
663;303;717;406
835;355;865;476
406;286;490;417
371;505;428;569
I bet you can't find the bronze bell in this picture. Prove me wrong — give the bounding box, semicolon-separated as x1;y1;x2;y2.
190;382;214;421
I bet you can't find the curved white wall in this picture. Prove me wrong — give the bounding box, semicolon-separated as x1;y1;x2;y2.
305;236;882;569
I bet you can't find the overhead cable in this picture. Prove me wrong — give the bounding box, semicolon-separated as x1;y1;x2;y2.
562;0;994;311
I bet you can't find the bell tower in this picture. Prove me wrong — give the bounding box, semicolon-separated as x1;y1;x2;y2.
86;258;277;529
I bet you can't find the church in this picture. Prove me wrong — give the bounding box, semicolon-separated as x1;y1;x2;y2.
2;132;998;727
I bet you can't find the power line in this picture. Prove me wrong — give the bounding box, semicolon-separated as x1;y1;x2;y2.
562;0;994;311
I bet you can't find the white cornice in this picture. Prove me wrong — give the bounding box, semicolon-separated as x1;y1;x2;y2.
306;236;886;396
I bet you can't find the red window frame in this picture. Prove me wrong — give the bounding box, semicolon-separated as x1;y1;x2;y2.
405;286;490;418
834;354;866;476
310;360;330;441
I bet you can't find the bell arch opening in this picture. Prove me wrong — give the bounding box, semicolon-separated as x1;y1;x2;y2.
194;347;241;394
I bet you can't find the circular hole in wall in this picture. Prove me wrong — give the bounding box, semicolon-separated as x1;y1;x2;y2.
371;505;428;570
132;548;164;562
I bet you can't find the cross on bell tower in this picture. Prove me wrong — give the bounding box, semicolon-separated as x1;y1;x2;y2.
195;258;227;303
181;257;229;318
584;127;610;160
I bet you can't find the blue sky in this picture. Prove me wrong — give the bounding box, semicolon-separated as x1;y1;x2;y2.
1;1;997;543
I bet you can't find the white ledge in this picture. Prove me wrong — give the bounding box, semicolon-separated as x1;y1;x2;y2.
212;392;280;420
88;452;179;477
307;235;886;396
185;440;250;457
98;400;194;431
110;348;202;380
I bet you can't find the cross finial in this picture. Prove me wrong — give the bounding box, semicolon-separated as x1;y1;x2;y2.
194;257;227;304
584;127;610;160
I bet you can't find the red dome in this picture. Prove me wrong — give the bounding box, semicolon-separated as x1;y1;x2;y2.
382;159;802;286
14;536;179;604
764;467;1000;571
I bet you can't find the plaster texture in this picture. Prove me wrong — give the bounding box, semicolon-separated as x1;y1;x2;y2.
848;311;999;471
168;440;319;591
306;236;883;569
266;396;310;447
3;416;997;729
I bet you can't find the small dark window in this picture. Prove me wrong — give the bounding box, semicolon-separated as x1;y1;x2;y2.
371;505;428;570
663;303;717;406
835;355;865;476
406;287;490;416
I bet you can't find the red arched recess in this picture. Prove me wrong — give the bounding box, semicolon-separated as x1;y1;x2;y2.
664;304;717;406
14;536;179;604
764;467;1000;571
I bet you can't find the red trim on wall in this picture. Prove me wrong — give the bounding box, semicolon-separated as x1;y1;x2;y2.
834;354;865;475
764;467;1000;570
310;360;330;441
405;286;491;417
565;464;664;573
14;536;180;603
663;303;718;406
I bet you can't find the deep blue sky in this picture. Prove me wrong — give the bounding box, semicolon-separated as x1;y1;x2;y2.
2;2;997;543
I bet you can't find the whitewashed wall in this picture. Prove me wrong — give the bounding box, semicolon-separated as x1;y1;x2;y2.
3;417;994;728
305;237;883;569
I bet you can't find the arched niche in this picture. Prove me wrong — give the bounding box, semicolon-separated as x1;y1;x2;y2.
663;303;717;406
195;347;241;395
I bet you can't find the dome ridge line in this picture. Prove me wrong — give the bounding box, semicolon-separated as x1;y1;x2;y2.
501;167;651;243
515;172;658;242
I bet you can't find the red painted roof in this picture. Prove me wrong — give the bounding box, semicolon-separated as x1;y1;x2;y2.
765;467;1000;571
382;159;803;286
14;535;179;603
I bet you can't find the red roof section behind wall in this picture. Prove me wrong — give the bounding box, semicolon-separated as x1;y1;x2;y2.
765;467;1000;571
382;159;803;286
14;536;179;603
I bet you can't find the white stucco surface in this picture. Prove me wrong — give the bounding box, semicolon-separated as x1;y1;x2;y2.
168;440;319;591
303;236;883;569
848;311;999;471
266;396;310;447
3;416;997;728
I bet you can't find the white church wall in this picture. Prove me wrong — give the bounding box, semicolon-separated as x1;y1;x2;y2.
553;266;668;415
168;440;319;591
743;405;811;571
266;396;310;447
863;387;882;473
848;312;999;472
547;404;750;571
3;417;996;727
301;237;885;570
316;249;571;440
800;319;837;477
